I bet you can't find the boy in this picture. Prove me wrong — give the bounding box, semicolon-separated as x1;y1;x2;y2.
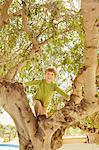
25;67;67;119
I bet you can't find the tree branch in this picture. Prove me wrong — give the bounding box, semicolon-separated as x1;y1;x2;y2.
39;28;73;46
9;9;22;18
0;81;38;148
3;60;27;80
0;0;13;28
96;64;99;76
3;42;40;80
81;0;98;105
22;4;42;54
36;18;69;39
22;10;32;36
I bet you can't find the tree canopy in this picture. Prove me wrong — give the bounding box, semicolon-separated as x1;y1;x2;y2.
0;0;83;80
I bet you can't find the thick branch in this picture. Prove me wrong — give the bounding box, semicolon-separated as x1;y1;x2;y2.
61;0;99;119
0;81;39;149
0;0;13;28
3;60;27;80
81;0;98;106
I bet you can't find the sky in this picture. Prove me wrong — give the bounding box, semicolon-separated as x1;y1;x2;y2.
0;110;15;126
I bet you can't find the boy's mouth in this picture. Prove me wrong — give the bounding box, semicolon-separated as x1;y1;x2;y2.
47;78;52;81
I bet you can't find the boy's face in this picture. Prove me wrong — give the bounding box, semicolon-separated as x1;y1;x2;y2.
45;71;55;83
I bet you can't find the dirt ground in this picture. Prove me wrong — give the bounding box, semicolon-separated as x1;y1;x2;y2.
58;144;99;150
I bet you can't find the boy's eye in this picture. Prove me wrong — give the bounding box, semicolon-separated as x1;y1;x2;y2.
46;72;54;77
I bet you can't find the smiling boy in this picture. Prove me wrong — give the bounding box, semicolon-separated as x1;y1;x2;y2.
25;67;67;118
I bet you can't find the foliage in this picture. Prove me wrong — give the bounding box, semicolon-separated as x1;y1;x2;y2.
0;0;83;78
80;112;99;129
65;127;85;136
0;124;17;142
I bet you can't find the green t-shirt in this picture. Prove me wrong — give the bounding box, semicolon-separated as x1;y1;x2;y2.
25;79;67;107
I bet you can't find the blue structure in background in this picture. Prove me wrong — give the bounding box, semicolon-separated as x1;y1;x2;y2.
0;144;19;150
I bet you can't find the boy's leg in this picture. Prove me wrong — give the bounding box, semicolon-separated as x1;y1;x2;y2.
33;100;42;117
37;107;47;120
42;107;48;118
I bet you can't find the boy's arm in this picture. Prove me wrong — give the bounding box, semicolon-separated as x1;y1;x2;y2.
54;84;68;98
24;80;41;86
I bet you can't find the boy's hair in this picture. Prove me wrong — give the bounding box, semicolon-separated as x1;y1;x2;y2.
45;67;57;76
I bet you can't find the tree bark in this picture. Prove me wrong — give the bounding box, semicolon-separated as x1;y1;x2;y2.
0;0;13;27
80;0;99;115
88;133;99;144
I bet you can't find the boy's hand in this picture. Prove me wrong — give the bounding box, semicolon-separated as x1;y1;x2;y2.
23;83;28;91
60;96;65;101
60;96;69;104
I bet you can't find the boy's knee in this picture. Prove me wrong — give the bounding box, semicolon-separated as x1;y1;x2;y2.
34;100;42;111
34;100;41;106
37;101;42;107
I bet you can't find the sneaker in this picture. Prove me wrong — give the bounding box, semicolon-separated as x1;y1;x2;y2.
37;115;47;121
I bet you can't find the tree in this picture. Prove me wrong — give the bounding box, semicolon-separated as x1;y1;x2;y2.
0;0;98;150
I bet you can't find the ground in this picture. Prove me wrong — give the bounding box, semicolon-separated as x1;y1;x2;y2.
58;144;99;150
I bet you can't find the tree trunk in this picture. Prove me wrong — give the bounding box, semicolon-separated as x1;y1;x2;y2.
88;133;99;144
